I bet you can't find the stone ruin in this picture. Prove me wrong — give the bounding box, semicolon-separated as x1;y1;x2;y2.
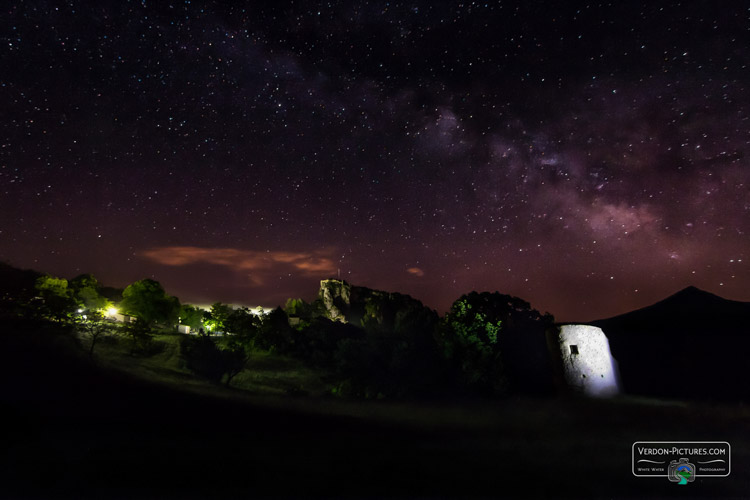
549;324;621;397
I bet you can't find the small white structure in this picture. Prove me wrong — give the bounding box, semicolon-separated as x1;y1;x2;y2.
177;324;191;334
111;312;135;324
553;324;621;397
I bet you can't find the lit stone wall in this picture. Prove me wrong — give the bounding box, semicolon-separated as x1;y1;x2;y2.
555;324;621;397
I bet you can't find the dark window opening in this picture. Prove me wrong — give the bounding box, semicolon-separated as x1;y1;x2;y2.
569;345;579;355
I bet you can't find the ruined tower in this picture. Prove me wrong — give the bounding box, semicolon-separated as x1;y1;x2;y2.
550;324;621;397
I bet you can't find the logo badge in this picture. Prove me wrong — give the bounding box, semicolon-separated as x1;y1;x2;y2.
632;441;730;485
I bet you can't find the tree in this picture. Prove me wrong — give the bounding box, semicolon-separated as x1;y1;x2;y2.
34;275;77;321
179;335;225;383
291;317;364;369
77;286;111;311
179;304;205;331
97;285;124;303
224;307;259;338
221;338;249;387
329;304;444;398
70;274;111;312
179;334;248;386
123;317;154;355
255;307;293;351
121;279;180;326
69;274;98;290
75;309;114;358
284;298;315;319
438;292;556;395
207;302;233;332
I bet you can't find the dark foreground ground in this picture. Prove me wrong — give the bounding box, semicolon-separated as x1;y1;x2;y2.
1;322;748;499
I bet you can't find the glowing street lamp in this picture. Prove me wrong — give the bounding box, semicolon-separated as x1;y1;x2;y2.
106;307;118;317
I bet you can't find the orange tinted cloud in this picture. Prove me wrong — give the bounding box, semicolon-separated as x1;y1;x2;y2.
407;267;425;277
140;246;337;281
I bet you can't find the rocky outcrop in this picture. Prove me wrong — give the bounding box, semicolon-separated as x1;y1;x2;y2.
318;279;434;331
318;279;352;323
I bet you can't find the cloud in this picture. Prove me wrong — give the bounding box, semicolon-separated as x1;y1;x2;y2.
140;246;337;285
407;267;425;277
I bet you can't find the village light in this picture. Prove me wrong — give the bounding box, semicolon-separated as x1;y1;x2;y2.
106;307;118;317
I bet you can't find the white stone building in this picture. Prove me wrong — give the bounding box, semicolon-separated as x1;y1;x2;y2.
550;324;621;397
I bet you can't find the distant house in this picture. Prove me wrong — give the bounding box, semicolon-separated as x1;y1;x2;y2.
110;312;136;324
177;324;191;334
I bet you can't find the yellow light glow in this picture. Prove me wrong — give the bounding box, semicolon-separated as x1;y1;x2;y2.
106;307;118;317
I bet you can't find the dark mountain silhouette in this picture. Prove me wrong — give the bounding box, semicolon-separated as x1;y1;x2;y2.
0;262;43;317
0;261;42;297
590;287;750;401
592;286;750;337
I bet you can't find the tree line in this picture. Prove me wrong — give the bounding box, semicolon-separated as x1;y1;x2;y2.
0;263;558;399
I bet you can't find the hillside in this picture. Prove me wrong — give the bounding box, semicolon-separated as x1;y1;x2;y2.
591;287;750;401
592;286;750;337
0;261;42;297
3;317;750;498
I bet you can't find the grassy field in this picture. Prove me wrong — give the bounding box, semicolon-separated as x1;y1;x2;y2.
2;321;748;499
91;330;335;398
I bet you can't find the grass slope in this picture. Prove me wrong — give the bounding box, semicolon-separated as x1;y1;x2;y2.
1;320;748;499
91;330;333;398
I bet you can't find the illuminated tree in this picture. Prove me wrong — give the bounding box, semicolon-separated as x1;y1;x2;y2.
208;302;233;332
34;275;77;321
284;298;315;319
70;274;111;312
439;292;556;395
179;304;205;331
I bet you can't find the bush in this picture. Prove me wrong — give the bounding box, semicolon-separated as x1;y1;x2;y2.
179;335;247;386
179;335;226;383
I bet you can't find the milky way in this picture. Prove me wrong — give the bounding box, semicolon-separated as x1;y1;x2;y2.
1;1;748;320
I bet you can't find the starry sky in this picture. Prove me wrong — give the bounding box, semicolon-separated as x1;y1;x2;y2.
1;1;748;321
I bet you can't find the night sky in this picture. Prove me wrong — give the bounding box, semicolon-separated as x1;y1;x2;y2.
1;1;748;321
